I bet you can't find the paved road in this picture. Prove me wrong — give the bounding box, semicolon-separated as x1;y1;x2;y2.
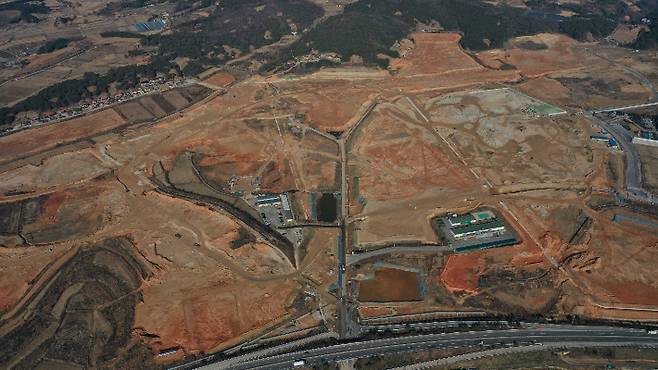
588;112;654;203
593;101;658;114
347;245;452;265
197;324;658;370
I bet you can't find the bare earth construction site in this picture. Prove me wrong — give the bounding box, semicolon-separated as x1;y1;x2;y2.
2;3;658;368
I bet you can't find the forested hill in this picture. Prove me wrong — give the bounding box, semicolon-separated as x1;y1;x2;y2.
276;0;618;68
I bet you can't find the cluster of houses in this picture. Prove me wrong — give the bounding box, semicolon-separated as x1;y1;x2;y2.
6;77;186;133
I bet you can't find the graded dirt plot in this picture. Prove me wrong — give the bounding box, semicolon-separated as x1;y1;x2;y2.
170;115;337;195
423;88;594;188
638;144;658;193
203;72;236;88
477;33;590;77
440;252;485;294
268;80;379;132
438;237;555;314
114;100;156;123
0;149;110;196
144;192;293;276
358;267;421;302
390;33;483;77
0;244;73;311
564;216;658;308
349;99;478;245
552;67;653;109
18;180;126;244
0;109;127;164
179;118;295;194
352;101;473;201
357;306;396;319
516;77;573;107
135;269;296;354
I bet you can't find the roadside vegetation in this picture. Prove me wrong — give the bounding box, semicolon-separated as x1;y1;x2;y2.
37;38;70;54
634;10;658;49
100;31;144;38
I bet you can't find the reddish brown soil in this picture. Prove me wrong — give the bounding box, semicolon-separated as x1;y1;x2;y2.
260;155;296;192
477;34;587;77
390;33;482;76
293;88;377;132
440;252;485;294
357;306;396;318
0;109;126;163
359;140;474;200
204;73;235;88
568;218;658;308
358;268;421;302
135;270;295;354
0;245;73;312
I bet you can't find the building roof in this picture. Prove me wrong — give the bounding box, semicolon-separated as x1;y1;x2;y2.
447;214;475;226
255;194;281;205
471;210;495;221
451;218;506;235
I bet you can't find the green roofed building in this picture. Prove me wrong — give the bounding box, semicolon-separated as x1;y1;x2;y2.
450;218;506;239
447;213;475;227
447;209;496;227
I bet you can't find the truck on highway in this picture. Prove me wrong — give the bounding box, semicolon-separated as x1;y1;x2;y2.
293;359;306;367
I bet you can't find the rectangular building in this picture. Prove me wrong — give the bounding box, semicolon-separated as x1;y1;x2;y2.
255;194;281;206
450;219;506;239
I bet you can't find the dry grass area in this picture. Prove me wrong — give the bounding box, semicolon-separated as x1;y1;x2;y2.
638;144;658;193
390;33;483;77
477;33;591;77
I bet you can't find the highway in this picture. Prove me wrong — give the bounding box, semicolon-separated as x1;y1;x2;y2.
197;324;658;370
393;340;658;370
